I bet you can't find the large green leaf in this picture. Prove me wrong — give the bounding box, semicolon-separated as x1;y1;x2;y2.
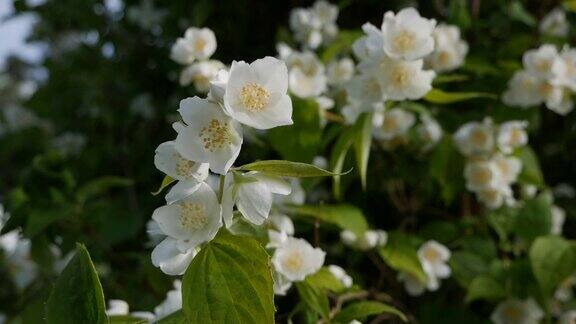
423;88;496;104
450;251;489;287
378;233;427;283
513;194;552;242
236;160;345;177
285;204;368;236
516;146;544;186
46;244;107;324
109;316;149;324
530;236;576;295
182;230;274;324
353;112;373;190
269;96;322;162
333;301;407;323
465;275;506;303
156;310;187;324
295;280;330;321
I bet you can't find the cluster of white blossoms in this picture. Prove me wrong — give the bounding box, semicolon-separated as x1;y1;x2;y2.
340;229;387;251
369;107;443;151
540;7;569;38
343;8;467;126
266;213;328;295
454;118;529;209
490;298;544;324
398;240;451;296
105;280;182;322
289;0;339;49
503;44;576;115
170;27;225;92
277;44;328;99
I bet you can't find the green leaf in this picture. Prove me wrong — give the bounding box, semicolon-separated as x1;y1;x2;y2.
514;194;552;242
423;88;496;104
516;146;544;186
295;281;330;321
429;136;465;204
236;160;346;177
152;175;176;195
353;112;373;190
565;0;576;12
450;251;489;287
285;204;368;236
530;236;576;295
378;233;427;283
509;1;536;26
109;315;149;323
305;267;346;293
25;207;73;237
46;244;107;324
333;301;407;323
465;275;506;303
320;30;363;63
330;127;356;199
182;230;274;324
156;310;187;324
77;176;133;202
269;96;322;162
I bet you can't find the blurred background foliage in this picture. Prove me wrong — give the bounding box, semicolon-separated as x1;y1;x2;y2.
1;0;576;322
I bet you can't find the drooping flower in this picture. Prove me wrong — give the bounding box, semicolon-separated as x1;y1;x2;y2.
170;27;217;65
175;96;243;175
223;57;293;129
381;8;436;61
222;172;291;226
272;237;326;282
490;299;544;324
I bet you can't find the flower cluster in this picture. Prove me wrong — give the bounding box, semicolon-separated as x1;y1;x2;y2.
289;0;339;49
277;44;328;99
503;44;576;115
170;27;224;92
454;118;528;209
398;240;451;296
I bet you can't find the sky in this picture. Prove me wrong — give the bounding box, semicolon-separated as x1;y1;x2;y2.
0;0;46;69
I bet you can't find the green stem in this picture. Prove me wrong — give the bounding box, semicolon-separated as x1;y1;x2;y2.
218;174;226;203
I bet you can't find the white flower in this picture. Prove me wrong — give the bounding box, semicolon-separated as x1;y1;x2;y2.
222;172;291;226
454;118;495;157
267;213;295;249
179;60;225;92
286;51;327;98
170;27;216;65
275;179;306;205
476;185;514;210
546;87;574;115
417;115;443;149
340;230;387;251
175;96;243;175
551;205;566;235
373;108;415;140
523;44;564;81
346;73;385;106
490;298;544;324
151;237;198;275
560;310;576;324
353;23;384;62
146;219;165;246
427;24;468;72
312;0;338;26
493;154;522;185
559;47;576;91
328;265;353;288
381;8;436;61
223;57;293;129
464;160;503;192
377;57;435;101
289;8;323;49
327;58;355;85
540;8;569;38
273;271;293;296
417;240;451;280
152;182;222;252
208;69;229;104
154;280;183;320
106;299;130;316
0;230;37;290
502;70;545;108
497;121;528;154
397;271;428;296
155;141;209;182
272;237;326;282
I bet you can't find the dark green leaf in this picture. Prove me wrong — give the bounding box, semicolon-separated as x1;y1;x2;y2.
530;236;576;295
333;301;407;323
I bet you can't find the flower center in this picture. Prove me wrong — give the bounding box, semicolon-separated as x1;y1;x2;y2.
283;250;304;272
472;167;492;184
438;51;452;66
393;30;416;54
503;306;522;321
470;128;489;147
174;153;196;179
423;248;440;263
199;119;234;152
240;83;270;111
383;115;399;133
391;65;411;88
536;59;551;73
179;201;207;231
194;38;207;52
509;128;523;145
